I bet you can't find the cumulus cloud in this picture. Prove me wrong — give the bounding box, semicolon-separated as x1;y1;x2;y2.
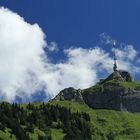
42;47;110;97
0;7;139;102
42;45;139;99
47;41;58;52
0;7;47;101
99;32;116;45
115;45;137;61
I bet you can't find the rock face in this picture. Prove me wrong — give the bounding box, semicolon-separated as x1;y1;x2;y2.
52;71;140;113
83;82;140;112
101;70;134;83
51;87;84;103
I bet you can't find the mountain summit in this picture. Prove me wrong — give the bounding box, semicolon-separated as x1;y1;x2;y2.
52;44;140;112
52;70;140;112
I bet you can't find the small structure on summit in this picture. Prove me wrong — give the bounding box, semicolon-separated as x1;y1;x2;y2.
101;42;134;83
52;42;140;113
113;42;118;72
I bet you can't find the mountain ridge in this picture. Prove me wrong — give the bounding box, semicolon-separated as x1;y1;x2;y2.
0;70;140;139
52;71;140;112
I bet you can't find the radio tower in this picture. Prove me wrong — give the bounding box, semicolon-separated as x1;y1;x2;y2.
113;41;117;71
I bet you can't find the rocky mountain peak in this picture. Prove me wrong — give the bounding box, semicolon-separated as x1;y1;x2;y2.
101;70;134;83
52;71;140;112
51;87;84;103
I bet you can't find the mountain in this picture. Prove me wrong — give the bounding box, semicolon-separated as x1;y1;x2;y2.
52;70;140;113
0;70;140;140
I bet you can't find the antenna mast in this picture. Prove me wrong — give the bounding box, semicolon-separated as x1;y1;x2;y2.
113;41;117;71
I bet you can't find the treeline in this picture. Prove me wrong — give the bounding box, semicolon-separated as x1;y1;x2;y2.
0;102;92;140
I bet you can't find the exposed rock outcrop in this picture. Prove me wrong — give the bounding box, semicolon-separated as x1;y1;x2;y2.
101;70;134;83
83;81;140;112
51;87;84;103
52;71;140;113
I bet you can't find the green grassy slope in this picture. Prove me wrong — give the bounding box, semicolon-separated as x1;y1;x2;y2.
0;101;140;140
51;129;65;140
50;101;140;140
83;80;140;93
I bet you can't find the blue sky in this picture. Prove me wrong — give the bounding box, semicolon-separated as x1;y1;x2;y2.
1;0;139;72
1;0;140;47
1;0;140;65
0;0;140;102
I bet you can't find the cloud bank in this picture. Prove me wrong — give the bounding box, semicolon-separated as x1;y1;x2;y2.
0;7;47;101
0;7;139;102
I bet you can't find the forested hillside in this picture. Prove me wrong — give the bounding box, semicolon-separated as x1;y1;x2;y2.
0;101;140;140
0;102;91;140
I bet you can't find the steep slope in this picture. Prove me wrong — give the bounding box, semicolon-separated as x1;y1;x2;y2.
51;101;140;140
0;101;140;140
0;102;91;140
52;80;140;112
83;80;140;112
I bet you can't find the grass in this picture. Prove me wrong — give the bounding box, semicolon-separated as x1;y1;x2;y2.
120;81;140;88
51;129;65;140
17;80;140;139
29;128;46;140
29;127;65;140
1;100;140;139
20;102;42;108
49;100;90;112
83;80;140;95
0;128;16;140
83;84;103;93
105;80;140;89
50;101;140;140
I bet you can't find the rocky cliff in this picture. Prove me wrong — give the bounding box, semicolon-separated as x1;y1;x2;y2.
52;71;140;113
83;80;140;112
51;87;84;103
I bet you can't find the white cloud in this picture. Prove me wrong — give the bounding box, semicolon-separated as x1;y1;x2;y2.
0;7;47;101
115;45;137;61
0;7;139;102
99;32;116;45
42;47;109;97
47;42;58;52
42;46;139;98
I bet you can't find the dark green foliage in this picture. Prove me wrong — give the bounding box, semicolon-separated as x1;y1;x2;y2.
38;135;47;140
0;102;91;140
46;136;52;140
0;123;5;131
